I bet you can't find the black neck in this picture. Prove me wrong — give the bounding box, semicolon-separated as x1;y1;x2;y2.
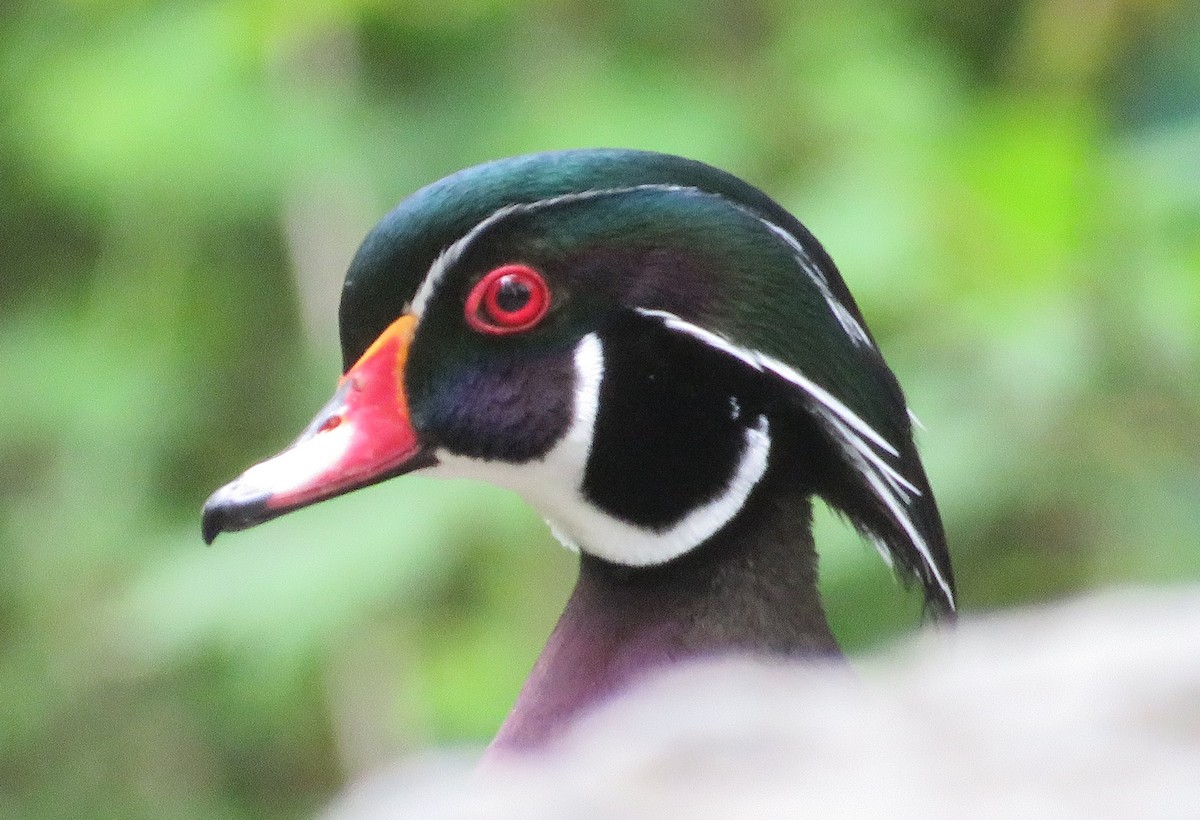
487;473;839;756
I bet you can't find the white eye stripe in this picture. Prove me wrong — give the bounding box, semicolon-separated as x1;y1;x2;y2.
410;184;697;320
412;185;870;361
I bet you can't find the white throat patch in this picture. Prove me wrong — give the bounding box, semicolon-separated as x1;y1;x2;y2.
428;332;773;566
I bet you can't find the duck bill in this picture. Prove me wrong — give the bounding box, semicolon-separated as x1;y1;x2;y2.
201;314;433;544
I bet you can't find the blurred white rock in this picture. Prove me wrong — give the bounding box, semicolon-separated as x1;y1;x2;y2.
327;587;1200;819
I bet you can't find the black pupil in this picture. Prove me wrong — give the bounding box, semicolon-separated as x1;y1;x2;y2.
494;276;531;314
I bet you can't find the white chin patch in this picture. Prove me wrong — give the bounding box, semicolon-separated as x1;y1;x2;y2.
427;332;772;567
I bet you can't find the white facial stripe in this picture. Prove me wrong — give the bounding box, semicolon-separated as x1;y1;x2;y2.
424;333;605;551
548;411;771;566
634;308;954;609
425;332;773;567
611;414;770;562
538;413;771;566
410;184;696;319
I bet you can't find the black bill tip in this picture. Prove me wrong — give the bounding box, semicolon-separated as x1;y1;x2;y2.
201;489;274;545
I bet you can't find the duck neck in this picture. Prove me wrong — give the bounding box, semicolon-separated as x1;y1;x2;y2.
487;480;839;757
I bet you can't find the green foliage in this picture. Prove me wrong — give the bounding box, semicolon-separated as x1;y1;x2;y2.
1;0;1197;815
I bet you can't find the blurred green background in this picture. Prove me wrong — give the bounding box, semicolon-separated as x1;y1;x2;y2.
2;0;1198;816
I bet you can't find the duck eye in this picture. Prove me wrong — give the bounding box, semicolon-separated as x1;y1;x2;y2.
465;264;550;335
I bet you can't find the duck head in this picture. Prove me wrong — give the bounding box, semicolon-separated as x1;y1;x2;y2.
203;149;954;618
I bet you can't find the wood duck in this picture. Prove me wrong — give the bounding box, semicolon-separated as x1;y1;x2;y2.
202;149;955;754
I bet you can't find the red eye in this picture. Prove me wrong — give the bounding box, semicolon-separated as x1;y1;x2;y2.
464;264;550;335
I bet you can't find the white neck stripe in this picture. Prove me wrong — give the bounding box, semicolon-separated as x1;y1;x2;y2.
425;331;774;567
634;308;953;609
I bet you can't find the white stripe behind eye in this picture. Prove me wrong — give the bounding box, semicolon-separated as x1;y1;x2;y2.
636;308;897;455
635;307;953;610
823;414;920;504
